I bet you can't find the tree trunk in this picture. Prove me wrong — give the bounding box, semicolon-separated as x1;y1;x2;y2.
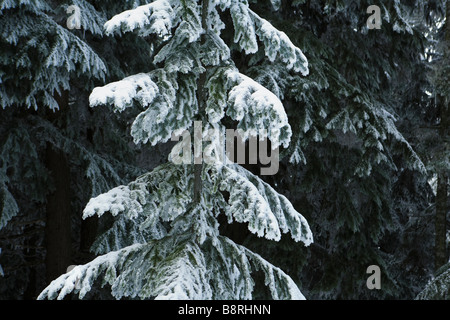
23;223;38;299
79;216;98;259
44;91;72;284
44;144;72;283
192;0;211;204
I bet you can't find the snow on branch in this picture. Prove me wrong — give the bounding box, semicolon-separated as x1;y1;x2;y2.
83;184;147;220
89;73;159;112
64;0;106;35
91;213;166;255
216;165;281;241
152;239;212;299
245;245;305;300
214;236;306;299
37;243;144;300
225;69;292;149
212;164;313;245
104;0;174;37
83;163;192;226
45;24;107;77
250;10;309;76
229;1;258;54
37;234;306;300
232;164;313;245
130;73;197;146
227;1;309;75
37;238;211;300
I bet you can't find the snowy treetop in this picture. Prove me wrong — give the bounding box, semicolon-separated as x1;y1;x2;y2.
102;0;308;75
88;0;311;149
104;0;174;38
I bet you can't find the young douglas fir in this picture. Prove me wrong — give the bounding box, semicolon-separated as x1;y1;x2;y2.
38;0;313;300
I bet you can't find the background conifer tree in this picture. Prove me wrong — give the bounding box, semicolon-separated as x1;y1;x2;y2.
235;0;447;299
0;0;161;299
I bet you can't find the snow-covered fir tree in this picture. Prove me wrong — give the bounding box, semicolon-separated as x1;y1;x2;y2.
37;0;313;300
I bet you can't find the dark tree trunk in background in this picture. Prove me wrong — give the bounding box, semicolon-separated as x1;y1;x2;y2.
44;144;72;284
44;91;72;284
80;216;98;257
23;223;38;299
